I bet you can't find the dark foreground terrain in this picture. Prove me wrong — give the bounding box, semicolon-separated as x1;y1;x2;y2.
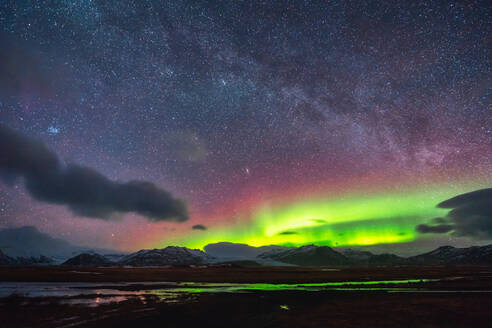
2;266;492;327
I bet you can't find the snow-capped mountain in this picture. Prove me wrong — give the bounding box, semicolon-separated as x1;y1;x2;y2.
118;246;215;266
0;249;53;266
408;245;492;265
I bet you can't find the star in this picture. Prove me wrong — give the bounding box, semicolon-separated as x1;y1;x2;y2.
47;126;60;135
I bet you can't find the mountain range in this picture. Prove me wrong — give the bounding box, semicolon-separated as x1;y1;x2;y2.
2;226;492;267
52;243;492;267
257;244;492;266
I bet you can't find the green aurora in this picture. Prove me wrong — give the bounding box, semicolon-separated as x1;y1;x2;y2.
162;184;481;250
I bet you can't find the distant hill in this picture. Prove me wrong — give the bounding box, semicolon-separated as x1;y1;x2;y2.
258;245;350;266
339;248;408;266
367;253;408;266
0;249;53;266
204;242;290;260
0;249;16;265
15;255;54;265
338;248;373;261
62;253;114;266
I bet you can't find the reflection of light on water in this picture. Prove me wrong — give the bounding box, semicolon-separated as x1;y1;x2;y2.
0;277;480;307
138;295;147;304
60;296;128;307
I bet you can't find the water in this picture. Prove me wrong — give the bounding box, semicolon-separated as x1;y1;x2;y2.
0;278;487;307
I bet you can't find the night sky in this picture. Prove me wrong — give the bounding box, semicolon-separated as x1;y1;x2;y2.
0;1;491;254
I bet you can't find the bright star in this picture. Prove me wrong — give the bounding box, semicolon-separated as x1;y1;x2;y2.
47;126;60;134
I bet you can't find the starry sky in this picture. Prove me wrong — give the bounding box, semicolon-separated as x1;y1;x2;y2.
0;0;491;254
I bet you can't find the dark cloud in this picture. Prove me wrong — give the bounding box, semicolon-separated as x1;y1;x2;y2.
438;189;492;209
416;224;454;234
416;189;492;239
278;231;298;235
0;125;188;222
432;217;448;224
192;224;207;230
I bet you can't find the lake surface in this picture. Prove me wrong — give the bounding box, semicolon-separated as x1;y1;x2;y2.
1;278;487;307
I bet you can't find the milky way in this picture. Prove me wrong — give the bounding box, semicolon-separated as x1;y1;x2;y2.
0;1;490;252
